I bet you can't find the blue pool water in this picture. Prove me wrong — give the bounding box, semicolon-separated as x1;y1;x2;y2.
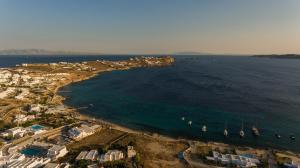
20;147;47;157
30;124;44;131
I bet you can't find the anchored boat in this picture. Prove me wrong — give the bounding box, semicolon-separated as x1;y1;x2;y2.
290;134;296;141
240;130;245;138
224;121;228;137
252;126;260;137
240;122;245;138
202;125;207;133
224;129;228;137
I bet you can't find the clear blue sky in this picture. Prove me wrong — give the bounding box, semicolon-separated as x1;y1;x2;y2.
1;0;300;54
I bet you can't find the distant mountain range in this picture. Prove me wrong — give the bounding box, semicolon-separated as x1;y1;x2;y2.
173;51;213;55
0;49;102;55
253;54;300;59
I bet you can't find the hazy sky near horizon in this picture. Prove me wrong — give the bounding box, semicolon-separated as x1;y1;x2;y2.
1;0;300;54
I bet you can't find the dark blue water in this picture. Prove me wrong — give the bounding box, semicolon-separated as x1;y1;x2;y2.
1;55;300;152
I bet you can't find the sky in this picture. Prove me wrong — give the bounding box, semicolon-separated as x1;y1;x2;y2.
0;0;300;55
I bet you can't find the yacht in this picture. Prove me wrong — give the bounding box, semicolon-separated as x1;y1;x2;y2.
290;134;296;141
275;134;281;139
223;121;228;137
224;129;228;137
202;125;207;133
240;130;245;138
252;126;260;137
240;122;245;138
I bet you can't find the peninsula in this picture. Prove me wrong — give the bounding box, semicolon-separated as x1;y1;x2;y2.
0;56;299;168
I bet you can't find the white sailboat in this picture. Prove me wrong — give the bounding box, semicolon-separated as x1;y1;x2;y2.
224;121;228;137
252;126;260;137
224;129;228;137
202;125;207;133
240;122;245;138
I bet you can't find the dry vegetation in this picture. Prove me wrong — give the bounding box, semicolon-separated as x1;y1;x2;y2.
111;133;189;168
62;128;189;168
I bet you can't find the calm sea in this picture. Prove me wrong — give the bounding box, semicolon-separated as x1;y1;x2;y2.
1;55;300;152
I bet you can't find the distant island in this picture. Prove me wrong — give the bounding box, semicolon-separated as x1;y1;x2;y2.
253;54;300;59
0;49;102;55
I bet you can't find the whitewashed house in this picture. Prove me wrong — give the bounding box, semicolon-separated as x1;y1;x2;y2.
127;146;136;158
100;150;124;162
13;114;35;123
1;127;27;138
47;145;68;160
206;151;260;167
68;124;100;140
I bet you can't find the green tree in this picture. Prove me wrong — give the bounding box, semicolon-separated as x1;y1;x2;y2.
134;153;141;164
76;160;88;168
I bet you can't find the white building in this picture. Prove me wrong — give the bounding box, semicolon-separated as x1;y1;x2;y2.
85;150;98;161
6;157;51;168
0;153;50;168
0;87;16;99
68;124;100;140
283;160;300;168
15;88;30;100
100;150;124;162
13;114;35;123
29;104;47;113
76;150;98;161
0;153;26;167
47;145;68;160
206;151;260;167
127;146;136;158
1;127;27;138
76;151;88;160
0;70;12;84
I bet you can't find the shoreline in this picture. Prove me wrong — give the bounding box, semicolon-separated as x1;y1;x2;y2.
56;68;298;155
48;56;181;142
1;56;299;167
76;112;178;142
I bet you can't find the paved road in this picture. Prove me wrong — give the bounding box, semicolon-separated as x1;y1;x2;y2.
108;132;129;146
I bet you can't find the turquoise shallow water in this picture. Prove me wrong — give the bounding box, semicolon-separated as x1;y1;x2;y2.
30;124;44;131
60;56;300;152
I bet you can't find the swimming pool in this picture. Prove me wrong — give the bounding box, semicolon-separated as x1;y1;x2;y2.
20;147;48;157
30;124;44;131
